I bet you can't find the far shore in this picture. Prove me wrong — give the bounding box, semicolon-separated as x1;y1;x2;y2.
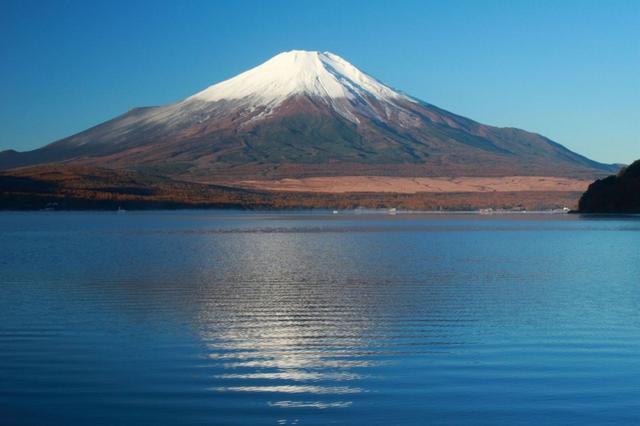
0;166;593;212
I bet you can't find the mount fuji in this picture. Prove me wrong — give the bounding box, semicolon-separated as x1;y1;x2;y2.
0;50;614;181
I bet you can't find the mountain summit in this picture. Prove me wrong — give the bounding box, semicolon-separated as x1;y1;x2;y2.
187;50;413;128
0;50;614;180
190;50;408;106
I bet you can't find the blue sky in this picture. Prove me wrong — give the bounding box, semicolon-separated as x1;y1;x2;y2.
1;0;638;164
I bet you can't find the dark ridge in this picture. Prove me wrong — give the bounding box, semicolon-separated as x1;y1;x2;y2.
578;159;640;213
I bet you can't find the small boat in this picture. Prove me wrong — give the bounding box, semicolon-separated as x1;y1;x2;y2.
388;208;397;215
332;210;339;214
117;207;127;214
43;202;59;211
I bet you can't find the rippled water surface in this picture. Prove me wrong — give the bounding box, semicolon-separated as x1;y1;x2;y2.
1;211;639;425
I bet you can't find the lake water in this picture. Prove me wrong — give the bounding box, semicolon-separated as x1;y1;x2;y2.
1;211;639;425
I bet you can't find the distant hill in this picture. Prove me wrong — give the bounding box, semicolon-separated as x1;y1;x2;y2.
578;160;640;213
0;50;615;181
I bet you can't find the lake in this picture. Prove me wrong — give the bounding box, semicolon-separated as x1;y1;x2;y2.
1;211;639;425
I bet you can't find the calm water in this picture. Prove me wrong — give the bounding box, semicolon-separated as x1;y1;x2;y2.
1;211;639;425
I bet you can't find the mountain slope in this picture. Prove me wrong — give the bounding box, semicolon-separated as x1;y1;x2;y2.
0;50;615;180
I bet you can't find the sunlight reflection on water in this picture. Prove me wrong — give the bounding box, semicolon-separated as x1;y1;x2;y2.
1;212;639;425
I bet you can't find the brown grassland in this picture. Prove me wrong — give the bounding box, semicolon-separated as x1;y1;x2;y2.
0;165;584;211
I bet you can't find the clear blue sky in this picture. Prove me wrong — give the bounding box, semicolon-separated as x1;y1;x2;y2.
1;0;638;164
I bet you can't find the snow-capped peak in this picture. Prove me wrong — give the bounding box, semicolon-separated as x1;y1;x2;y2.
189;50;410;106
